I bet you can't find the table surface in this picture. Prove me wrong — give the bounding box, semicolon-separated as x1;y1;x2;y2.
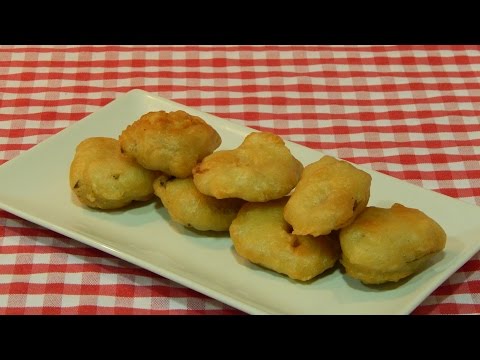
0;45;479;315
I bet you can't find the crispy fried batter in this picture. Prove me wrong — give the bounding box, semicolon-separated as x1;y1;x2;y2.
153;175;244;231
193;132;304;202
69;137;157;210
339;203;447;284
230;197;340;281
284;155;372;236
119;110;221;178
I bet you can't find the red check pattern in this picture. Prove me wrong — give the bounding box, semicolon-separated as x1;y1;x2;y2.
0;45;479;315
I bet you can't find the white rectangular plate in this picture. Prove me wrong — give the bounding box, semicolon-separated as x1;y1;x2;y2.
0;89;479;314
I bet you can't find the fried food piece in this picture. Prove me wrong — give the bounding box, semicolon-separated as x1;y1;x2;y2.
69;137;157;210
230;197;340;281
339;203;447;284
284;155;372;236
119;110;221;178
153;175;244;232
193;132;304;202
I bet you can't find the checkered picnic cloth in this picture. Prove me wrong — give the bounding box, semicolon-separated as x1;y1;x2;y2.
0;45;479;315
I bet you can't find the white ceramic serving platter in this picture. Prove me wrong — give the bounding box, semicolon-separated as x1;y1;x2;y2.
0;89;479;314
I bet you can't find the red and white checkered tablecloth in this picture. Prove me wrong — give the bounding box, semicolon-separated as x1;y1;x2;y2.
0;45;479;315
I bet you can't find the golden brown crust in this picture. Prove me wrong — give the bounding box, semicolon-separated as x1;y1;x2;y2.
119;110;221;178
284;155;372;236
153;175;244;231
230;197;340;281
69;137;157;209
339;203;447;284
193;132;304;202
